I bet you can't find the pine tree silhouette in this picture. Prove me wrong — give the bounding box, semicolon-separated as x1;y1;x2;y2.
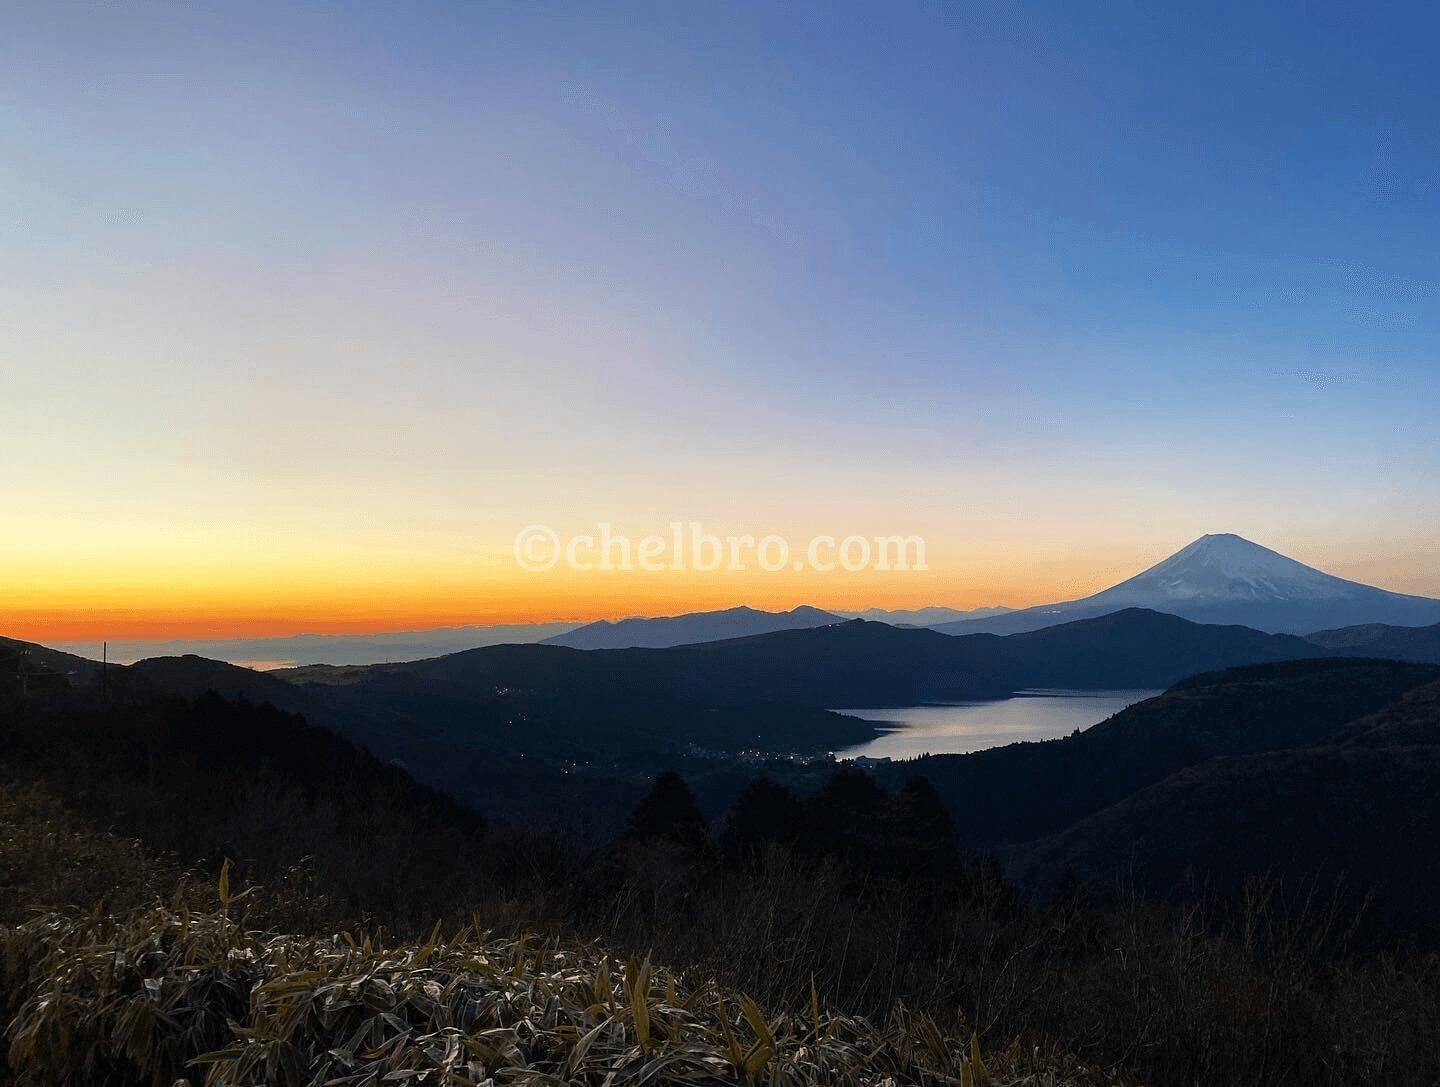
625;771;709;850
889;775;957;874
723;776;803;853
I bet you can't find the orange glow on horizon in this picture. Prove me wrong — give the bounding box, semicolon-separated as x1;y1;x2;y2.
6;540;1436;646
2;566;1085;644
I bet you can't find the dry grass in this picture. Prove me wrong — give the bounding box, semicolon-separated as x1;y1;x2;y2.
2;895;1107;1087
0;786;178;926
5;782;1440;1084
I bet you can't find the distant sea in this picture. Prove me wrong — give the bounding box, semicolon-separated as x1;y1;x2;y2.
834;689;1162;760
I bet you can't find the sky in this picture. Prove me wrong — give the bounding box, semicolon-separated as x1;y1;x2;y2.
2;1;1438;640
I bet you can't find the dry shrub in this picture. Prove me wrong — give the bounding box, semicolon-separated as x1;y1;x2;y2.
0;785;177;925
2;900;1106;1087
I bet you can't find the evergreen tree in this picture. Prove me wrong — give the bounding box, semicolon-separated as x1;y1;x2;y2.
625;771;709;850
723;776;803;854
889;775;957;874
806;767;889;858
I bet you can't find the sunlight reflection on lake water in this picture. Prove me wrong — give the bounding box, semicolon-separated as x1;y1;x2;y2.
834;689;1162;760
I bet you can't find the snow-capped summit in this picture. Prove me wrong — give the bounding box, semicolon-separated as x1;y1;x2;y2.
1095;533;1368;605
933;534;1440;636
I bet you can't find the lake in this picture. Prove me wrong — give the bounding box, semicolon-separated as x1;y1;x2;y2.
834;689;1163;760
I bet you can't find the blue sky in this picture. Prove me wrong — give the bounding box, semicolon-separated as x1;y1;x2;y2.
2;1;1437;635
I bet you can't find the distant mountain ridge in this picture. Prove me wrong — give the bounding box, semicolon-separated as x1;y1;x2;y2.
460;608;1336;711
540;604;1014;648
88;608;1348;782
1305;620;1440;663
834;605;1013;626
284;608;1339;734
56;622;582;668
10;608;1428;858
541;605;842;649
91;608;1349;843
934;534;1440;636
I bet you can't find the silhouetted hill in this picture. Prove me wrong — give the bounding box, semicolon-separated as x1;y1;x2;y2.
1306;620;1440;663
878;658;1440;852
58;621;582;667
542;604;843;649
58;613;1402;845
1008;677;1440;922
395;609;1340;714
0;681;483;884
330;622;909;704
936;534;1440;636
645;620;1014;705
129;654;333;709
1340;678;1440;747
996;607;1332;687
286;629;897;753
121;655;640;838
124;611;1348;783
0;637;103;684
125;654;414;755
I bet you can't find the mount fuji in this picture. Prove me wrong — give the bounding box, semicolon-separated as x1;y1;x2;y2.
933;534;1440;636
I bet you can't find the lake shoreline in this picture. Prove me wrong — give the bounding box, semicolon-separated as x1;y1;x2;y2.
834;689;1163;761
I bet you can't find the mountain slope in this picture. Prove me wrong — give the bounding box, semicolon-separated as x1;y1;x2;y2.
368;620;1009;713
934;533;1440;636
57;622;582;668
0;680;484;878
876;657;1440;852
119;654;644;837
0;637;104;684
1007;676;1440;921
341;609;1337;720
1306;620;1440;663
996;608;1332;688
542;605;842;649
834;605;1012;625
96;611;1364;835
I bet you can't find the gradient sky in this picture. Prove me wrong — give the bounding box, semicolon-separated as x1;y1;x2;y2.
3;1;1438;640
